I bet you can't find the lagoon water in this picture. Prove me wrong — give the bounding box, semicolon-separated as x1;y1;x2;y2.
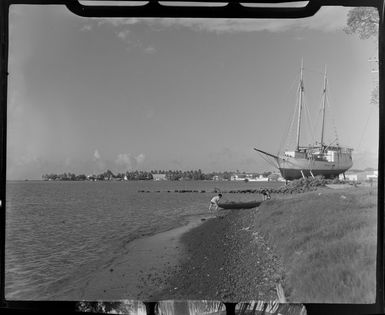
5;180;282;300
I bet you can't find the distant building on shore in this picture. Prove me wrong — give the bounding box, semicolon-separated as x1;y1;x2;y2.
254;175;269;182
339;170;378;182
230;174;269;182
87;175;96;181
153;174;167;181
367;171;378;181
230;172;286;182
231;174;250;181
268;172;286;182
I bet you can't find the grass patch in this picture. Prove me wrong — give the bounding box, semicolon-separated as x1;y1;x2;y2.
252;187;377;303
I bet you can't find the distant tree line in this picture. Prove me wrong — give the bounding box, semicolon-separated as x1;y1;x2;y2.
42;170;270;181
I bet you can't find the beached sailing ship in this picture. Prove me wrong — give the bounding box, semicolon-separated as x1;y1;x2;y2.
254;61;353;180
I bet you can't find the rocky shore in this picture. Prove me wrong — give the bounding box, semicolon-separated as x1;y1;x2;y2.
76;206;286;303
77;184;375;304
154;209;286;302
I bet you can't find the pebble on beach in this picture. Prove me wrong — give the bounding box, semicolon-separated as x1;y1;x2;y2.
155;209;285;301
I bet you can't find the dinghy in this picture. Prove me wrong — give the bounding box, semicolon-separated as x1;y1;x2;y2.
217;200;262;209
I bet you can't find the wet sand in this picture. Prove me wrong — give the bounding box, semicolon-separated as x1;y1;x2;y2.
76;208;284;302
76;214;212;300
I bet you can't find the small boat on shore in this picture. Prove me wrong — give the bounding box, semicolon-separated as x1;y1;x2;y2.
218;200;262;209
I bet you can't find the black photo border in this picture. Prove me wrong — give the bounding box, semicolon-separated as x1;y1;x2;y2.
0;1;383;314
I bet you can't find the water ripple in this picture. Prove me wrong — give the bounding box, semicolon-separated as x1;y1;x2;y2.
5;180;278;299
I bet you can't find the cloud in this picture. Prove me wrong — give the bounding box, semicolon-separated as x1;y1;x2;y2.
116;153;133;169
80;24;93;32
92;149;106;172
117;29;131;41
78;6;348;55
144;46;156;54
299;6;350;32
93;149;101;160
91;6;349;34
96;22;156;52
6;154;64;180
83;6;350;53
97;18;142;28
135;153;146;164
115;153;146;170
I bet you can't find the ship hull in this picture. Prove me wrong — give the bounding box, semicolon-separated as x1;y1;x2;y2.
279;168;348;180
278;155;353;180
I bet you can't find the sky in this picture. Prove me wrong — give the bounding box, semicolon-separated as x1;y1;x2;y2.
7;5;379;180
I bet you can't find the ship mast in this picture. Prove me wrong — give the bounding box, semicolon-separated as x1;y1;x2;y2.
320;66;327;148
296;59;304;151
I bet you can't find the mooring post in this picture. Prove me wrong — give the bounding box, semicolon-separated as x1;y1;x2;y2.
143;302;157;315
224;302;236;315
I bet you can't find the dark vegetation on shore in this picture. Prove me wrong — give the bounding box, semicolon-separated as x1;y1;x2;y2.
138;176;355;194
42;169;273;181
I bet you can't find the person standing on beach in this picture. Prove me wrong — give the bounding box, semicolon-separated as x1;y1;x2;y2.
261;189;271;200
209;193;222;212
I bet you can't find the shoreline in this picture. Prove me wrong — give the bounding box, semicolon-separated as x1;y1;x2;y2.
70;212;214;301
64;185;376;303
153;185;377;303
156;209;284;302
71;205;284;302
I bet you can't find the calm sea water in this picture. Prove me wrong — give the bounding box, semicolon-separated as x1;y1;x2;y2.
5;180;282;300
